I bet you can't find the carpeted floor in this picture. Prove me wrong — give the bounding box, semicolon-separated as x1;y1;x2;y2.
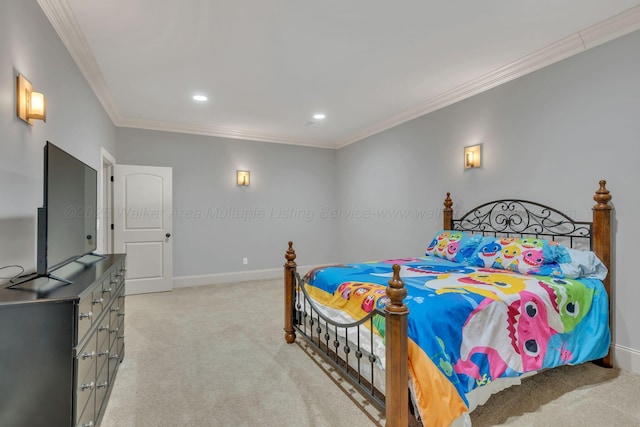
469;363;640;426
101;279;640;427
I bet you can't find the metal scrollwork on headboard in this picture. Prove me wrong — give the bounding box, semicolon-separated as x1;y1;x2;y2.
452;200;593;249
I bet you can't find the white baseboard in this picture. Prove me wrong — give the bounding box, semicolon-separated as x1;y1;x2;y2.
172;264;329;288
613;344;640;374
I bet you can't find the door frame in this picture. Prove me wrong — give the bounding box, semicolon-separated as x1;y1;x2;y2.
99;148;115;255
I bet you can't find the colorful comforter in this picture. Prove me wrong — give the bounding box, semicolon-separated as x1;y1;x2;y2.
303;256;610;426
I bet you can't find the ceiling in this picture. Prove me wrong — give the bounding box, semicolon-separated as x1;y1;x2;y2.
39;0;640;149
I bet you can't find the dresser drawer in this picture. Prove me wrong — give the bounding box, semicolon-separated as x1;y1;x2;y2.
76;332;97;392
109;324;121;351
115;264;126;287
109;302;120;327
76;393;95;427
100;275;116;306
115;321;125;361
76;380;95;426
96;318;110;352
76;351;96;427
97;331;110;373
108;348;121;381
95;359;110;415
118;294;125;329
90;288;105;319
77;295;94;340
111;300;125;325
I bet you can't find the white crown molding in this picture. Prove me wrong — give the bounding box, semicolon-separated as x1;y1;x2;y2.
117;117;333;149
39;1;640;150
581;4;640;49
336;5;640;149
37;0;122;124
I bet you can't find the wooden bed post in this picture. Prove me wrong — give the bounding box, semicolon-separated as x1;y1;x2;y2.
443;192;453;230
284;241;297;344
385;264;408;427
592;180;613;368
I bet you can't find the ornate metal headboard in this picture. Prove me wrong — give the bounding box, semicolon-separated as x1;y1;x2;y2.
449;198;593;250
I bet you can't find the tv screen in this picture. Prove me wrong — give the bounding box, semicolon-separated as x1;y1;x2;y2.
38;142;97;275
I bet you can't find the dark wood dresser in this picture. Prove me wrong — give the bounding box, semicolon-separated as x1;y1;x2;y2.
0;254;126;427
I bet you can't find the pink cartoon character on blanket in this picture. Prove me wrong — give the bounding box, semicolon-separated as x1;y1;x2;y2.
453;290;559;380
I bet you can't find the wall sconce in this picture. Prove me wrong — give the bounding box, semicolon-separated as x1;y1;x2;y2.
237;170;250;186
16;74;46;125
464;144;481;169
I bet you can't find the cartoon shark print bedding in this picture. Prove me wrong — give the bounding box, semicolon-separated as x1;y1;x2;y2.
302;255;610;426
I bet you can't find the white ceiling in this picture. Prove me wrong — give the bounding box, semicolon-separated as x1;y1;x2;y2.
39;0;640;149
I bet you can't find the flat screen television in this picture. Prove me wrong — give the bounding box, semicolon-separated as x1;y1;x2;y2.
36;142;98;278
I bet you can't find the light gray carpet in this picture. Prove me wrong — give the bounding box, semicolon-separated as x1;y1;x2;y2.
101;279;640;427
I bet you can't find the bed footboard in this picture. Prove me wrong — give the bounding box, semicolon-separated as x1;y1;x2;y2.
284;243;409;426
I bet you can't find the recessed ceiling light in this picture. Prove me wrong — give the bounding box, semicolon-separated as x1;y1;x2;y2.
193;94;208;102
313;113;326;120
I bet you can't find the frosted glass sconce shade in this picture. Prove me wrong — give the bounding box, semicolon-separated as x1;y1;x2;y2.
464;144;481;169
16;74;46;125
237;170;250;186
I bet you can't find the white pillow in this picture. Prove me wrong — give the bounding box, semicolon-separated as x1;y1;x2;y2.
559;247;608;280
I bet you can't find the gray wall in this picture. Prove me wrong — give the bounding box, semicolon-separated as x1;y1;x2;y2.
0;0;116;272
337;30;640;354
115;128;338;276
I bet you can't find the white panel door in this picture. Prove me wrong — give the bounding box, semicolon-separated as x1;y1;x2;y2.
114;165;173;294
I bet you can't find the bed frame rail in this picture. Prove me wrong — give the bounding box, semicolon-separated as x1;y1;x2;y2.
283;242;409;426
292;270;386;410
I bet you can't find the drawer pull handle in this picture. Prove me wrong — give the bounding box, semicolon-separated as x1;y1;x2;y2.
110;306;120;312
117;335;125;340
96;381;109;389
80;381;94;391
98;325;110;332
110;327;119;334
98;350;109;357
116;272;124;277
81;421;94;427
92;298;104;305
109;353;119;360
81;351;96;360
79;311;93;320
103;287;113;293
118;312;125;317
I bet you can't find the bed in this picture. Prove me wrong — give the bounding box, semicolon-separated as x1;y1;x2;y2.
283;180;612;427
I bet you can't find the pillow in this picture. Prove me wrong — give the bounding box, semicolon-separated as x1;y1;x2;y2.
425;230;482;263
559;247;608;280
469;236;569;276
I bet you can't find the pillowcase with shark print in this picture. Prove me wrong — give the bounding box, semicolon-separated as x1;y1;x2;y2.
468;236;570;276
425;230;483;263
